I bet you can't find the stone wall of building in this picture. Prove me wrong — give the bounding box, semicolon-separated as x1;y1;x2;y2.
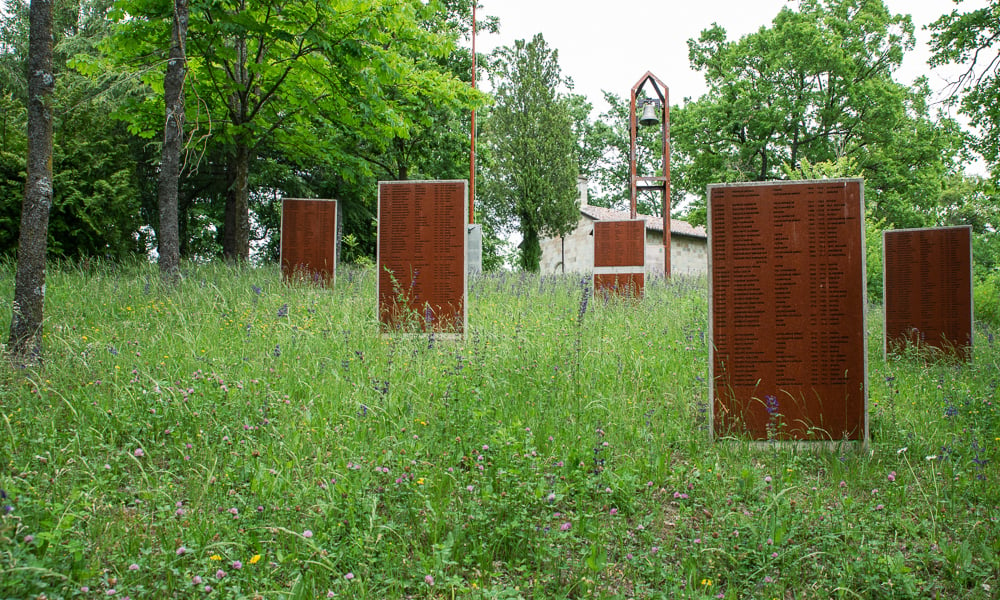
539;177;708;276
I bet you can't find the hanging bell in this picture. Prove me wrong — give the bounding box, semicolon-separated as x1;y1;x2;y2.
638;102;660;127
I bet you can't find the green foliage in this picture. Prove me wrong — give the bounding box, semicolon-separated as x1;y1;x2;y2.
865;209;887;303
671;0;965;229
974;271;1000;329
583;91;665;216
0;262;998;598
930;0;1000;176
0;0;151;259
482;34;580;272
92;0;482;261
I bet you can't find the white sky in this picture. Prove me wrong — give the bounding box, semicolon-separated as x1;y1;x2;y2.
475;0;989;115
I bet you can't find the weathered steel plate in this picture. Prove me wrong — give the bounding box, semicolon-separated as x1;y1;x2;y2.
377;181;468;333
280;198;338;285
708;180;867;442
594;219;645;298
884;226;973;360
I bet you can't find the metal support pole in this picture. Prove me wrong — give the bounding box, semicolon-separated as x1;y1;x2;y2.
469;2;477;225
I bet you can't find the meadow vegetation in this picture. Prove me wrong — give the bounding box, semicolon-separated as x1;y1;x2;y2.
1;261;998;599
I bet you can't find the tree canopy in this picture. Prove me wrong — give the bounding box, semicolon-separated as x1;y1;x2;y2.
481;33;580;272
930;0;1000;177
667;0;966;228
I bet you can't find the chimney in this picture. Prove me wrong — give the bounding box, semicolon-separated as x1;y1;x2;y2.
577;175;588;208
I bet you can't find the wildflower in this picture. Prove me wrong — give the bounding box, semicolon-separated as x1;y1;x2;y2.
764;576;774;584
277;303;288;318
229;507;238;516
327;591;335;598
701;578;712;587
232;560;243;570
204;586;212;593
839;480;847;488
249;554;261;565
177;546;187;556
424;575;434;586
129;563;139;571
764;475;772;483
875;504;884;511
23;535;33;543
468;486;475;492
651;546;659;554
560;522;571;531
610;508;618;515
107;589;116;595
694;538;701;544
216;569;226;579
887;471;896;482
81;587;89;593
345;572;355;580
303;529;313;538
210;555;222;561
134;448;144;458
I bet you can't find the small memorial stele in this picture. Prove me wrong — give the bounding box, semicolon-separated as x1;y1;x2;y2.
377;180;468;334
593;219;645;298
883;226;973;360
280;198;338;285
708;179;868;443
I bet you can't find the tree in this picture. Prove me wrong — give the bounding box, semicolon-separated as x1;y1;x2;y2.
157;0;187;279
670;0;965;228
930;0;1000;175
101;0;478;262
482;33;579;272
1;0;148;260
8;0;54;365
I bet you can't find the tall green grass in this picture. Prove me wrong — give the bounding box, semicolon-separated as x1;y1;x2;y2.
1;260;997;599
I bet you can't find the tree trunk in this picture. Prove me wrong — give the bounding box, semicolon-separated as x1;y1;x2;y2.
157;0;188;280
222;30;250;263
222;142;250;261
8;0;54;366
520;225;542;273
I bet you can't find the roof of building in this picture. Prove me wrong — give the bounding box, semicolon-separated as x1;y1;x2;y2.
579;204;707;239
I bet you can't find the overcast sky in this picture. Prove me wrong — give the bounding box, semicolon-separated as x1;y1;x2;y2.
474;0;989;115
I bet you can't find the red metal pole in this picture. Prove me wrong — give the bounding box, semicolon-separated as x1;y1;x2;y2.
469;2;477;225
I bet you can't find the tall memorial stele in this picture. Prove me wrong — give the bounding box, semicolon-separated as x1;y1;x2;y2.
883;226;973;360
708;179;868;442
280;198;338;285
377;180;468;334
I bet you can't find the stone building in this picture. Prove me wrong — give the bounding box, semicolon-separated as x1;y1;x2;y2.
539;179;708;276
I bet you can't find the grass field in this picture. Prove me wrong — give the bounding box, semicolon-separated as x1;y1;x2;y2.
1;261;998;599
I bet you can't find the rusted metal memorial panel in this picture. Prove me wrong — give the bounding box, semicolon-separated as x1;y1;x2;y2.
377;180;468;333
280;198;338;285
593;219;645;297
883;226;973;360
708;180;868;442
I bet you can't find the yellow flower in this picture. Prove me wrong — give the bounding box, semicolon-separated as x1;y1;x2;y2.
249;554;261;565
416;478;425;485
210;555;222;561
701;578;712;587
